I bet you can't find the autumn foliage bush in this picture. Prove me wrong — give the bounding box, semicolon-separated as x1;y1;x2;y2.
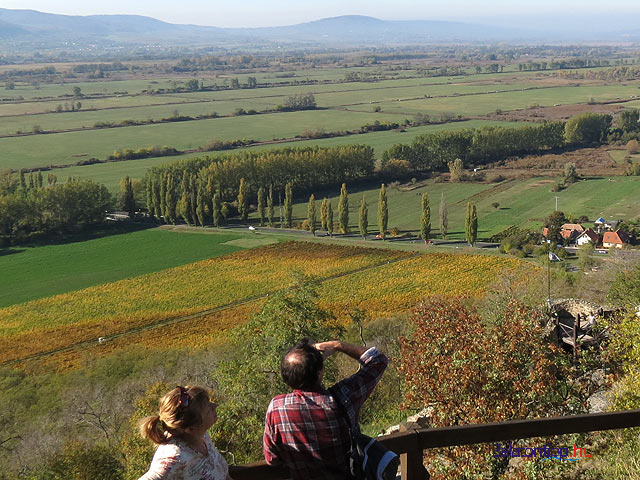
399;297;566;479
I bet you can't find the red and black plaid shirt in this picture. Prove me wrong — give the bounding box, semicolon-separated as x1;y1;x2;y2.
263;347;388;480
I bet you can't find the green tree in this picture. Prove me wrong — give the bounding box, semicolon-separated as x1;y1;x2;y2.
465;202;478;246
564;112;612;145
284;183;293;228
448;158;464;182
327;201;334;236
608;264;640;307
420;192;431;243
267;185;275;227
72;86;82;98
257;186;266;226
564;162;578;184
307;194;317;236
196;182;206;226
185;79;200;91
211;274;343;463
283;93;316;111
118;176;136;217
359;193;368;239
164;174;177;224
221;202;230;223
337;183;349;234
440;193;448;239
377;184;388;240
212;192;222;227
577;241;595;271
237;178;249;221
545;210;567;245
145;176;155;219
37;443;124;480
320;197;329;232
177;174;192;225
618;109;640;133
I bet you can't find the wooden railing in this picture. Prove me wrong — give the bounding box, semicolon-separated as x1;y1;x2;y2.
229;409;640;480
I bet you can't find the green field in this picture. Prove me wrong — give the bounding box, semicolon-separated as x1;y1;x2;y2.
608;148;640;164
3;64;640;177
271;176;640;240
0;227;248;308
0;109;410;170
0;76;543;134
42;119;523;191
369;84;640;117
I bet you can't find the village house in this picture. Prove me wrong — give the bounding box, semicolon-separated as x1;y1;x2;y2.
594;218;621;234
602;229;631;249
574;228;600;247
543;223;584;242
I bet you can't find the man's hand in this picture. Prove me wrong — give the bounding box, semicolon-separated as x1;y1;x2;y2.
313;340;340;359
313;341;367;360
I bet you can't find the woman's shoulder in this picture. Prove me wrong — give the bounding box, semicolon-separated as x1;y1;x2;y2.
139;440;189;479
152;438;195;463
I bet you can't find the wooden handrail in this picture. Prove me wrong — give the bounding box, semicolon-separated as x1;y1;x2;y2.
229;409;640;480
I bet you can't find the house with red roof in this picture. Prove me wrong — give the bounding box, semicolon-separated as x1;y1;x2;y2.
543;224;584;242
602;230;631;249
561;223;585;233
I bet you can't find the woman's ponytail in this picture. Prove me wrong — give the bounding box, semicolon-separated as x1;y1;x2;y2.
139;415;170;445
138;386;210;444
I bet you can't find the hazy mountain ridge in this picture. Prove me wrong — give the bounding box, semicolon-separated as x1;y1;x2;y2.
1;8;640;48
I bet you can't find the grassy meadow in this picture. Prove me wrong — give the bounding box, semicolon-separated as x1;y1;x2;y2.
273;175;640;239
51;119;521;191
0;227;249;308
3;64;640;178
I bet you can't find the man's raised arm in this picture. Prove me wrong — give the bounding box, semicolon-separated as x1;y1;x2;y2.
313;340;367;360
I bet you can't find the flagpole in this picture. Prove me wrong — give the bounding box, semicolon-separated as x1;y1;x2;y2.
547;253;551;309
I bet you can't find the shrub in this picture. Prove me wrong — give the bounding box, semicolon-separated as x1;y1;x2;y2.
400;298;567;479
626;139;640;154
625;162;640;176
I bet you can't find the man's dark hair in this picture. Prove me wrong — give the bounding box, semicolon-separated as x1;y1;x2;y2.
281;339;324;389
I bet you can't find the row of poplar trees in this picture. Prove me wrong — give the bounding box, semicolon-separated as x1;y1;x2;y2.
143;145;375;226
298;183;478;245
141;144;481;242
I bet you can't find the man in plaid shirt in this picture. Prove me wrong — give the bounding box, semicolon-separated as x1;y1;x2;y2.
263;339;388;479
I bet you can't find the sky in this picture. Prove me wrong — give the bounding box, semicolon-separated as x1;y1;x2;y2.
1;0;640;28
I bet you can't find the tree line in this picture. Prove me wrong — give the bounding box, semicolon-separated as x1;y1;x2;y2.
382;121;566;174
0;173;112;245
143;145;375;226
381;114;618;175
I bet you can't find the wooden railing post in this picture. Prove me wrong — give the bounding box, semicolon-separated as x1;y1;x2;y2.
400;447;426;480
398;426;427;480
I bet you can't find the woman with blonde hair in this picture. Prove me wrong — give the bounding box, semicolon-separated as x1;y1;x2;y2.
138;385;232;480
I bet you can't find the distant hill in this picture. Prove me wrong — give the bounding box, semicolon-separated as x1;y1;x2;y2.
0;8;239;46
228;15;525;43
1;8;640;49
